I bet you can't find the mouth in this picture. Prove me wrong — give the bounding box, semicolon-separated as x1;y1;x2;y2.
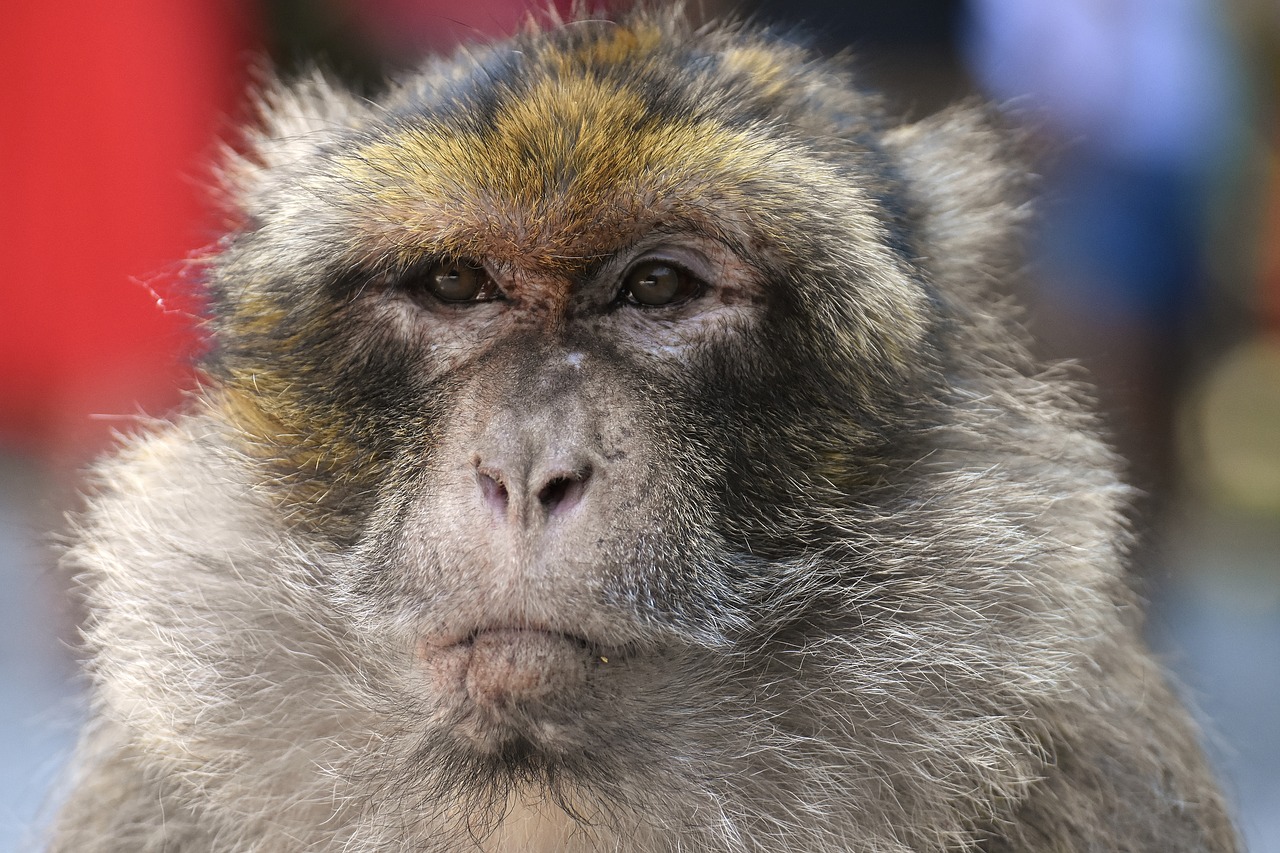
418;626;620;752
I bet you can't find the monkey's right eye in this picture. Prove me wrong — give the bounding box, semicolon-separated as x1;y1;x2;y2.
414;259;502;303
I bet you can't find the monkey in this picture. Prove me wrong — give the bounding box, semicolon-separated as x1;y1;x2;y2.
47;8;1240;852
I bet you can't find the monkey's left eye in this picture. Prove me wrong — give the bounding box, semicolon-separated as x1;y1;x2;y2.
417;259;502;303
620;260;703;308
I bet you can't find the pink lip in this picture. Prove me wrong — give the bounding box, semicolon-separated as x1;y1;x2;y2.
416;625;612;724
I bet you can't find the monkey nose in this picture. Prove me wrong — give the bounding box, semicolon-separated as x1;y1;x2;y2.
475;460;592;526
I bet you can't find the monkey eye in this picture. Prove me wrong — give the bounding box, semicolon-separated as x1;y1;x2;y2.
418;258;502;303
620;260;703;308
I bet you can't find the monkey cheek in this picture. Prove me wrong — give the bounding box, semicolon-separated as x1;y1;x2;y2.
419;629;599;752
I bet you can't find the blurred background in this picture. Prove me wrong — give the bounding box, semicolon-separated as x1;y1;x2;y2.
1;0;1277;849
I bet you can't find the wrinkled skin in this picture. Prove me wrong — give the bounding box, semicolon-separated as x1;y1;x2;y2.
50;10;1238;853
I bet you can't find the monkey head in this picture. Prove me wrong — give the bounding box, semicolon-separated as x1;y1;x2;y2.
60;10;1236;853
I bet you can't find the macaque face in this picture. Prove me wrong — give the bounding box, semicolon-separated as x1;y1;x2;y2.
206;18;940;774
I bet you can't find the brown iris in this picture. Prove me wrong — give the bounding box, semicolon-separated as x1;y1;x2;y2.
423;259;501;303
621;260;702;307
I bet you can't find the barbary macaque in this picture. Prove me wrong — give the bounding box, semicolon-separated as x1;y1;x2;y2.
50;8;1239;852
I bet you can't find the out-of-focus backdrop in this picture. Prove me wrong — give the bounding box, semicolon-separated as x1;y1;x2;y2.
1;1;1276;849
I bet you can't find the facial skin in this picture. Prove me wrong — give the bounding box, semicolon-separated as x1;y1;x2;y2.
49;10;1237;853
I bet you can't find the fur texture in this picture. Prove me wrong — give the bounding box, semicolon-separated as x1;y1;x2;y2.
51;9;1237;852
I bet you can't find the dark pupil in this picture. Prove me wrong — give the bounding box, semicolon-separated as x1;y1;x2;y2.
628;262;682;305
430;261;481;301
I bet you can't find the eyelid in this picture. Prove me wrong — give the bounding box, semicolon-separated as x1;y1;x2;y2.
627;246;713;276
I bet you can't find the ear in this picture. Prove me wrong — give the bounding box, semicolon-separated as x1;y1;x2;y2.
221;71;372;219
883;104;1033;299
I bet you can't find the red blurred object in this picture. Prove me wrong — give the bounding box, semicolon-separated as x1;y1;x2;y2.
0;2;253;459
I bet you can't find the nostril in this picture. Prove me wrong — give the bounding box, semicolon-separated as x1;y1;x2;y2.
539;477;572;508
477;469;509;515
474;456;592;524
537;469;589;517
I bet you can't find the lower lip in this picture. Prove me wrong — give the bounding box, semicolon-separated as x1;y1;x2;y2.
419;628;606;710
